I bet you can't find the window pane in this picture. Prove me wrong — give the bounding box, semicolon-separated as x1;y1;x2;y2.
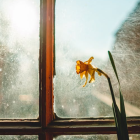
0;0;39;118
54;0;140;117
0;135;38;140
54;135;140;140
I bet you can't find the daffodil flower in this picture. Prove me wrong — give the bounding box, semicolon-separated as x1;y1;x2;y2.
76;56;108;87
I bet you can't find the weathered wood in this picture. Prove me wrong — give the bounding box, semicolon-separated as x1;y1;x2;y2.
40;0;55;130
0;120;40;126
0;126;42;135
46;132;53;140
0;118;140;135
45;118;140;135
41;0;55;139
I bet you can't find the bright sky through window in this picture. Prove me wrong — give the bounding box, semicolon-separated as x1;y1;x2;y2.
10;2;38;35
55;0;139;60
0;0;39;118
1;0;39;37
55;0;140;118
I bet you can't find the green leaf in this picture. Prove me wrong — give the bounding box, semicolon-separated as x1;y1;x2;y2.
108;51;120;84
108;51;129;140
107;78;117;105
120;90;129;140
112;103;121;140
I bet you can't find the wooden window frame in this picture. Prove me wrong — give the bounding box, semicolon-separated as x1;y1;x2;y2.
0;0;140;139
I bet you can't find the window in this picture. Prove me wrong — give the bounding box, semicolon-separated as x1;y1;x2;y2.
54;0;140;118
0;0;39;119
0;0;54;139
0;0;140;140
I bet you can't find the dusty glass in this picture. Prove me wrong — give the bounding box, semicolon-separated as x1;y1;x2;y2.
0;135;38;140
54;0;140;117
0;0;39;118
54;135;140;140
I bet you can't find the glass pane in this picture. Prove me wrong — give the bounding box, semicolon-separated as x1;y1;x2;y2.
54;135;140;140
0;135;38;140
0;0;39;118
54;0;140;117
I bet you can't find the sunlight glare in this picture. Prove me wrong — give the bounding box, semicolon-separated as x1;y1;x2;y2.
10;1;38;36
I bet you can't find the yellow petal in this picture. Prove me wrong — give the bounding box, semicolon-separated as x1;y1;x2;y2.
87;56;94;64
89;72;95;83
84;56;94;64
80;71;86;79
83;71;88;87
88;64;96;83
87;64;95;75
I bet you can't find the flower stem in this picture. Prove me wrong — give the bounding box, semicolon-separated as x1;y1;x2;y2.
97;68;117;105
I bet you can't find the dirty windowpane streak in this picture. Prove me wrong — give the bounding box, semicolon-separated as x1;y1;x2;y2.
54;0;140;118
0;135;38;140
54;135;140;140
0;0;40;118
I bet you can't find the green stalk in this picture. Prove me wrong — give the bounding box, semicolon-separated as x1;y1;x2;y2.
97;69;123;139
108;51;129;140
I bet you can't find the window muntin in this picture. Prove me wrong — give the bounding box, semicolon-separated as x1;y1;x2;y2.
54;0;140;118
0;0;40;118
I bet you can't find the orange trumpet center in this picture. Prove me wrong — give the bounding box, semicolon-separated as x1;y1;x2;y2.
76;60;88;74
